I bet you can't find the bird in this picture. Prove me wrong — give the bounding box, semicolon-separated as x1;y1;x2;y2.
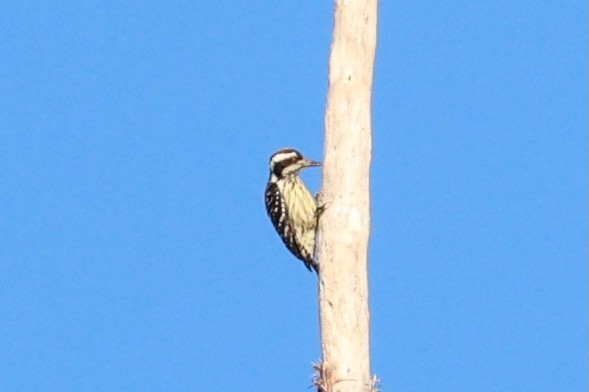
264;148;321;272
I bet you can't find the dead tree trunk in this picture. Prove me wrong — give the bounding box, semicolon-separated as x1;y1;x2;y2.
315;0;377;391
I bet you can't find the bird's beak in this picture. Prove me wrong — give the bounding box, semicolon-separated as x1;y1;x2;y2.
302;159;322;168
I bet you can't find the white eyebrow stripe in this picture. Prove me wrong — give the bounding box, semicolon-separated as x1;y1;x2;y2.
270;152;300;171
271;151;298;162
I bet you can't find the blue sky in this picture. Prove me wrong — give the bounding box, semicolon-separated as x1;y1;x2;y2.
0;1;586;391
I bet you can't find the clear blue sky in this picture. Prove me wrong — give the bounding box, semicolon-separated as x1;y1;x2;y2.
1;1;586;391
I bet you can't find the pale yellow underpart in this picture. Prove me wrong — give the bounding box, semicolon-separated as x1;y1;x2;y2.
277;174;317;260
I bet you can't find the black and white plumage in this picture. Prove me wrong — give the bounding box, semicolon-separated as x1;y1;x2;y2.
265;148;321;272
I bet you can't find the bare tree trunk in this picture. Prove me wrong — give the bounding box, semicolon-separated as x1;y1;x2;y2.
315;0;377;391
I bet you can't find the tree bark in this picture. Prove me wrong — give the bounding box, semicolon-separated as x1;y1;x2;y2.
316;0;377;391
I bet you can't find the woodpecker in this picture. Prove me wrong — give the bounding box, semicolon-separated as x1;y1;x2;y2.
265;148;321;272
